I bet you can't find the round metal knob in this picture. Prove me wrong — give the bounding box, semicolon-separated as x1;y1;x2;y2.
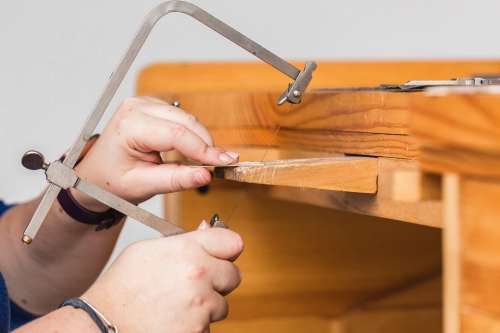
22;150;48;171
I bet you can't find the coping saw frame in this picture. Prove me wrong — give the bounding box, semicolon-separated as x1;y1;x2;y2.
21;0;317;244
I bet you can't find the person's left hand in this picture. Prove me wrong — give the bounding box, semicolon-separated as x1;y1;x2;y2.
71;96;239;211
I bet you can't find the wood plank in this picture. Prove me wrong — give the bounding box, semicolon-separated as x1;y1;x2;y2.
461;178;500;322
137;61;500;95
443;174;461;333
412;90;500;178
392;170;442;202
210;127;418;159
155;90;413;135
214;157;378;193
265;158;442;228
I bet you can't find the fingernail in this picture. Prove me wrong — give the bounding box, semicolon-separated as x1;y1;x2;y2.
198;220;209;230
219;151;239;163
194;171;208;184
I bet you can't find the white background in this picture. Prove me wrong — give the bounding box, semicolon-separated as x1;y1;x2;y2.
1;0;499;256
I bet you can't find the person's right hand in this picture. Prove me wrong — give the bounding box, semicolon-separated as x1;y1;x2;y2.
82;225;244;333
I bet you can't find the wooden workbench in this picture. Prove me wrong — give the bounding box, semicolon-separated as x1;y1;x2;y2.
137;60;500;333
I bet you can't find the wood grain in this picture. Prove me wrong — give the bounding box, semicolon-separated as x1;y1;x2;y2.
265;158;443;228
461;178;500;322
214;157;378;193
412;91;500;178
154;90;413;135
210;127;419;159
138;60;500;94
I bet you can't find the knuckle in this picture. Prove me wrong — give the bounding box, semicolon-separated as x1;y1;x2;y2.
189;293;206;308
115;114;135;133
171;123;188;138
168;168;185;192
186;113;198;124
186;263;208;281
197;144;209;157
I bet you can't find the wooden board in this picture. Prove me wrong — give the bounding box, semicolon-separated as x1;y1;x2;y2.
460;178;500;328
154;90;413;135
214;157;378;193
138;61;500;161
443;174;461;333
138;61;500;94
265;158;442;228
412;90;500;178
210;128;418;159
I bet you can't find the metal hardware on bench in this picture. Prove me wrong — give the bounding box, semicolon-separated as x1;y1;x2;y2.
381;75;500;91
21;1;316;244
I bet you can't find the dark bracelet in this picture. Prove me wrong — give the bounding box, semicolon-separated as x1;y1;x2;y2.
57;133;123;231
57;188;124;231
60;298;116;333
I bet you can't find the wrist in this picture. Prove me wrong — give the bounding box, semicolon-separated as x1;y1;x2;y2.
82;289;129;333
61;134;108;212
60;297;117;333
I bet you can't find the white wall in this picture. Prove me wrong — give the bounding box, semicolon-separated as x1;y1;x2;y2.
1;0;499;255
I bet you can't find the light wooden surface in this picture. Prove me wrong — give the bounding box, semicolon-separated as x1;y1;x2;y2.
460;178;500;331
209;127;418;159
266;158;442;228
138;61;500;94
151;90;413;135
214;157;378;193
412;90;500;177
443;174;461;333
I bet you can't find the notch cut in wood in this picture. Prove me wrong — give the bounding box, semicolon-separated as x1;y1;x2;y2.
392;170;442;203
214;157;378;193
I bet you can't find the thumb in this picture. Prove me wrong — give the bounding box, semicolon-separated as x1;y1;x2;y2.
194;228;244;261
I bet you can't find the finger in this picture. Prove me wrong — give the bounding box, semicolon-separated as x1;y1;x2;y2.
210;259;241;295
125;113;239;165
194;228;244;261
137;103;214;146
124;165;211;195
208;292;229;322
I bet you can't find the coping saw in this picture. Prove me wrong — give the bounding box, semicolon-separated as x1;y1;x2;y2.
20;1;317;244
